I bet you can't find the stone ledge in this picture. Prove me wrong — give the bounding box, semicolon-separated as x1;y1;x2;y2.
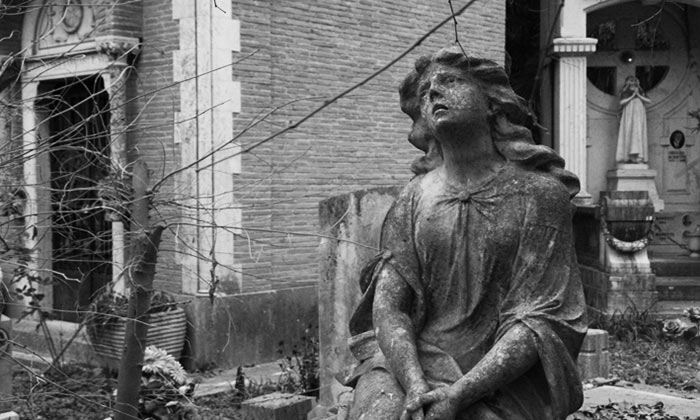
240;392;314;420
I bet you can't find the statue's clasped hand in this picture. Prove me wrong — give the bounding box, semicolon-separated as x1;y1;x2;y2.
401;386;461;420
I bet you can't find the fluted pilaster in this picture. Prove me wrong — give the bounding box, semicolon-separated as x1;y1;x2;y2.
553;37;597;203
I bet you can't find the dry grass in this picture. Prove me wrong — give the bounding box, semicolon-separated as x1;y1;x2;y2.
7;333;700;419
609;338;700;391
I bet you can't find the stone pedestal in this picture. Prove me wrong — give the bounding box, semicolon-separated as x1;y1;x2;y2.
577;329;610;381
607;164;664;211
240;392;314;420
574;192;658;315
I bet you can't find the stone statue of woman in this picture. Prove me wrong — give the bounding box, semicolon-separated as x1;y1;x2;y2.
616;75;651;164
345;47;587;420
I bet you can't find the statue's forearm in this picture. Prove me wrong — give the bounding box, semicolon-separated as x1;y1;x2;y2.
373;268;428;394
375;310;427;392
451;323;539;409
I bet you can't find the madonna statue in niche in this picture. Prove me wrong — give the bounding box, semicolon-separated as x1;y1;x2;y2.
616;76;651;164
346;47;587;420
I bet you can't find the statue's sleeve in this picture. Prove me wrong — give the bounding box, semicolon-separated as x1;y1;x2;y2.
496;180;587;418
348;181;425;336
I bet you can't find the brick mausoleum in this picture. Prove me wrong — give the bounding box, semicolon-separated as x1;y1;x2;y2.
0;0;505;368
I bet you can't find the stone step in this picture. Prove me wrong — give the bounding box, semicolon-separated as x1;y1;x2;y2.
650;256;700;277
655;276;700;301
652;300;700;320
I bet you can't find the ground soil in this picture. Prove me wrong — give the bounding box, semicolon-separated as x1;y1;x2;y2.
7;337;700;419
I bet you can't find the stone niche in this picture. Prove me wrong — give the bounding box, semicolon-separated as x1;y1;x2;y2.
317;187;399;407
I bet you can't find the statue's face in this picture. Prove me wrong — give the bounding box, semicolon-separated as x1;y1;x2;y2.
419;63;489;138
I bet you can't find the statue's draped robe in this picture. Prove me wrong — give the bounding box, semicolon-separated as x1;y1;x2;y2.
349;163;587;420
616;95;648;163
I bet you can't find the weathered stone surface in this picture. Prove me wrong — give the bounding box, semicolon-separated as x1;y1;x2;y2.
577;329;610;381
579;256;658;315
317;187;399;407
184;287;317;370
240;392;314;420
345;47;587;420
0;412;19;420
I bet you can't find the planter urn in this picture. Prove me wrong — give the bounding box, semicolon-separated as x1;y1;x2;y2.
89;307;187;367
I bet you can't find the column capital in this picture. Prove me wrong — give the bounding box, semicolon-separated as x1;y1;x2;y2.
95;35;140;60
551;37;598;57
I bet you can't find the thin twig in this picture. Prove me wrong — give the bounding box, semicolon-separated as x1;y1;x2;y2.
212;0;227;14
631;0;666;27
448;0;470;58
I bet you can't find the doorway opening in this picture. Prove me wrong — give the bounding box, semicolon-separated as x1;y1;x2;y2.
37;76;112;322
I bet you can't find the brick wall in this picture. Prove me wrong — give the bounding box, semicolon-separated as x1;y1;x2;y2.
84;0;505;296
231;0;506;292
127;0;182;295
107;0;143;39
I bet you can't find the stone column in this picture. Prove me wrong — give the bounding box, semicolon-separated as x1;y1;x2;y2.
100;66;129;294
18;81;42;315
96;36;139;295
552;37;597;204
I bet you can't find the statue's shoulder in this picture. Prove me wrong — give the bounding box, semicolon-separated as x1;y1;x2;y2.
508;164;570;204
401;171;434;194
392;170;444;209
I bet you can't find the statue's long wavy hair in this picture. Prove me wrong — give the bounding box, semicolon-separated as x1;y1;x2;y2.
399;47;580;198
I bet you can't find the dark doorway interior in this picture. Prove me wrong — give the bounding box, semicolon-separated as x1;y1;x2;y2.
506;0;541;141
39;76;112;322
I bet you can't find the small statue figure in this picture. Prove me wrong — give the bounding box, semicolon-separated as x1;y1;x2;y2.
346;47;587;420
616;76;651;164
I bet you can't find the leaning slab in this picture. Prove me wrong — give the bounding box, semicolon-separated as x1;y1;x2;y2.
318;187;400;407
240;392;314;420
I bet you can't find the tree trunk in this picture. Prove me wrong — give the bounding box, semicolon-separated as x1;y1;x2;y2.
114;161;165;420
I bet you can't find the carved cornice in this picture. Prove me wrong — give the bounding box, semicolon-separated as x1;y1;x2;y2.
551;37;598;57
95;36;141;59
